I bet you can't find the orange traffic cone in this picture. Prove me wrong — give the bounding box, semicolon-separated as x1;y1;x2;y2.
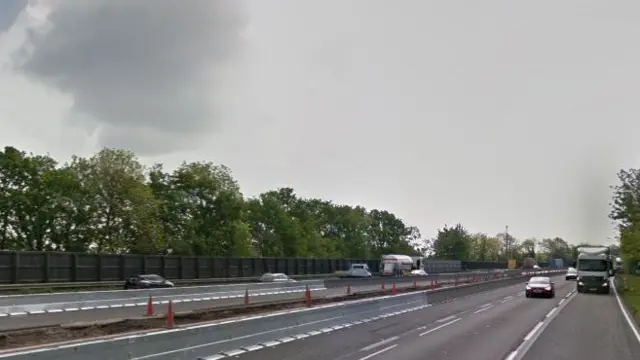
391;282;397;295
244;288;249;306
146;295;153;316
166;301;174;328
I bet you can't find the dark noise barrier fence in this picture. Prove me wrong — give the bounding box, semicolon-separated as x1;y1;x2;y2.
0;251;549;284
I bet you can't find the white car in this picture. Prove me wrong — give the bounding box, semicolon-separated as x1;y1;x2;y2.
410;269;428;276
259;273;296;282
565;267;577;280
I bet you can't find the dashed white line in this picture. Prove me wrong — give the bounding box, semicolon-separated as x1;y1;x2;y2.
558;298;565;306
436;315;456;323
545;308;557;318
357;344;397;360
474;304;494;314
500;296;514;303
419;317;461;336
360;336;399;352
523;321;544;341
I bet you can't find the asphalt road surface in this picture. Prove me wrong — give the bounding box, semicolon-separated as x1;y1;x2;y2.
520;285;640;360
0;281;449;331
213;275;570;360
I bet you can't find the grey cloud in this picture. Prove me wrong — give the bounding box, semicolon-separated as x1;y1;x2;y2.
15;0;247;155
0;0;27;31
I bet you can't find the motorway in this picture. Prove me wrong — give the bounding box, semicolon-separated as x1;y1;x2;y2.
211;276;640;360
0;273;490;331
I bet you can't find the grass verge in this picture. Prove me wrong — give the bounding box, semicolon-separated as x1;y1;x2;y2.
617;274;640;319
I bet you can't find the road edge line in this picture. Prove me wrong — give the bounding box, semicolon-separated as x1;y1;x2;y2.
612;277;640;343
504;289;576;360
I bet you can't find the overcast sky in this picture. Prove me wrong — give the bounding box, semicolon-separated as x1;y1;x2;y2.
1;0;638;245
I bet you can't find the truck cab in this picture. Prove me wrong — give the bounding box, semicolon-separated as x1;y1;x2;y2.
576;246;614;294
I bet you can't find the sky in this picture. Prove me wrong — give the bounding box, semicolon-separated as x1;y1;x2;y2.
1;0;639;245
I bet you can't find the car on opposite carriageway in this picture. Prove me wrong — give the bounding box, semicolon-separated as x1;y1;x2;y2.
565;266;577;280
525;276;555;298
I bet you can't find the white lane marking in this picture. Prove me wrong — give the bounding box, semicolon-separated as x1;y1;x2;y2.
473;304;494;314
360;336;399;352
505;290;577;360
612;277;640;343
480;303;492;308
419;318;461;336
357;344;397;360
436;315;456;323
222;348;246;356
500;296;513;303
505;350;517;360
523;321;544;341
545;308;557;318
558;298;565;306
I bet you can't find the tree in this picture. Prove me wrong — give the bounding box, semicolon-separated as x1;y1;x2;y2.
0;144;572;262
610;168;640;266
432;224;471;260
521;238;537;258
539;237;572;263
469;233;502;261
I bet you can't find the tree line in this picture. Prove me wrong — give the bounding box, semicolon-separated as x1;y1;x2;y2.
0;146;577;262
611;168;640;270
425;223;600;265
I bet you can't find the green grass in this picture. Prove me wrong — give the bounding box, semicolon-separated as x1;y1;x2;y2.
618;274;640;317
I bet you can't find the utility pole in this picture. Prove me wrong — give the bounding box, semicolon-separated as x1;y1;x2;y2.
505;225;510;259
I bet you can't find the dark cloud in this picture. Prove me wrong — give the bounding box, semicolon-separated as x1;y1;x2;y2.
0;0;27;31
15;0;247;155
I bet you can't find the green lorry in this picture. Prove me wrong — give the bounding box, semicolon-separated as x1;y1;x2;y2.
576;246;614;294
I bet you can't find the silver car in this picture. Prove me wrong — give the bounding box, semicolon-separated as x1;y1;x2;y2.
259;272;296;282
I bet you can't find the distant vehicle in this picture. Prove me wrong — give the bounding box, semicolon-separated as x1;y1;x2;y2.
380;254;414;276
124;274;174;290
576;246;613;294
341;263;372;278
525;276;555;298
565;266;577;280
410;269;428;276
259;273;296;283
533;264;541;270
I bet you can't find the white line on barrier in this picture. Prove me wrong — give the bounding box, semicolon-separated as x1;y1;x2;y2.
0;288;327;316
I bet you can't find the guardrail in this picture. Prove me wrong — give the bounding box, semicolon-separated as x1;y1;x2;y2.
0;273;332;291
0;269;561;317
0;269;565;360
0;268;538;291
0;280;327;316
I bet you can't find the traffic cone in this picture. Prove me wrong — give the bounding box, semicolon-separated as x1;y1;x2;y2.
305;284;312;307
165;301;174;328
381;282;386;290
146;295;153;316
244;288;249;306
391;282;397;295
346;285;351;295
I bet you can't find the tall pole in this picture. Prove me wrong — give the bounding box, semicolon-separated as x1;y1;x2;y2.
505;225;509;259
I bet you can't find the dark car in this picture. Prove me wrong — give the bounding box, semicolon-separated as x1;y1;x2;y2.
124;274;174;290
525;276;555;298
